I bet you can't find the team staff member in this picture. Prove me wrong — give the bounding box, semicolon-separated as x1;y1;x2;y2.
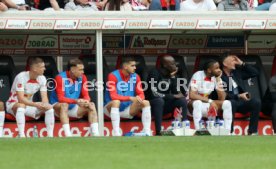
146;55;188;136
50;58;99;137
104;56;152;136
220;54;260;135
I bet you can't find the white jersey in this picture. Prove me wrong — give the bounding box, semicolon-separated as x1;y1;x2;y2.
7;71;47;104
189;71;217;98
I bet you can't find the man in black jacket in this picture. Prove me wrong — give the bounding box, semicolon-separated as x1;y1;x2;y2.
146;55;188;135
220;54;260;135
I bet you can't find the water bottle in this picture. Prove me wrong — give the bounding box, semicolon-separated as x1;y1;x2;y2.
199;120;205;129
182;120;190;129
33;125;38;138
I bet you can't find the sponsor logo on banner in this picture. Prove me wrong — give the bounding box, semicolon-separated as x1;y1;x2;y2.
125;20;150;29
173;20;197;29
26;35;58;49
0;35;27;49
248;35;276;48
169;35;207;49
178;49;189;54
60;35;95;49
0;19;6;29
102;20;126;29
206;36;244;48
5;19;30;29
103;35;131;49
131;35;170;48
196;20;220;29
219;20;244;29
78;20;103;29
2;50;14;55
243;20;266;29
265;20;276;29
71;50;82;54
14;50;25;55
54;20;79;29
29;20;55;29
60;50;70;55
149;20;173;29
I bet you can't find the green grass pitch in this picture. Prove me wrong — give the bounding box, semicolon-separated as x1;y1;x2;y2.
0;136;275;169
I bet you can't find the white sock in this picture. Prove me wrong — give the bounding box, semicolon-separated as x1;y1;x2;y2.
45;109;55;137
0;111;5;137
16;108;26;138
142;106;151;135
110;107;121;136
222;100;232;131
192;100;203;130
62;124;72;137
90;123;100;136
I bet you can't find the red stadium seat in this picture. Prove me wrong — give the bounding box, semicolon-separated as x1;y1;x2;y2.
5;113;37;121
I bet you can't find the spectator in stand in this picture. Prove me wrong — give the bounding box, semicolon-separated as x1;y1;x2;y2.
269;0;276;10
104;0;132;10
131;0;148;10
65;0;98;11
37;0;64;10
0;1;8;11
2;0;62;10
149;0;180;10
2;0;30;10
218;0;249;11
180;0;217;11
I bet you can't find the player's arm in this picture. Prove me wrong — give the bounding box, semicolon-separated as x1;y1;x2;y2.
17;91;39;107
80;75;91;102
135;75;145;100
107;73;131;101
189;88;209;103
55;75;77;104
215;77;226;101
189;75;209;103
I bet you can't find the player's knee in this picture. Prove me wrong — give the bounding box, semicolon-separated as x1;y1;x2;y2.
111;100;120;107
222;100;231;110
45;108;54;114
0;101;4;111
60;103;69;111
192;100;202;108
142;100;150;107
17;103;26;108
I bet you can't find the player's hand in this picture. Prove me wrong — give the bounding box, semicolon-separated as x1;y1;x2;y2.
77;99;87;107
136;96;144;104
239;92;250;101
170;67;178;77
233;56;243;66
210;102;218;111
173;93;184;99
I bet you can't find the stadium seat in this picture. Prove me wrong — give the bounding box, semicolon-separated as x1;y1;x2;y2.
193;54;220;72
79;55;112;121
79;55;110;105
